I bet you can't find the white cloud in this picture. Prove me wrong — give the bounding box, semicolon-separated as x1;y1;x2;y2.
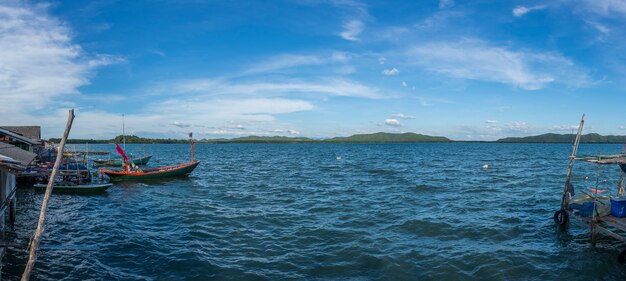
585;20;610;34
378;57;386;64
619;125;626;130
170;78;385;99
576;0;626;17
485;120;498;124
273;129;300;135
242;51;351;75
382;68;399;76
391;113;415;119
507;121;530;131
385;118;401;127
406;38;591;90
0;2;121;115
340;20;364;41
439;0;454;9
512;5;547;17
551;124;579;132
0;2;123;136
401;81;407;87
169;121;191;128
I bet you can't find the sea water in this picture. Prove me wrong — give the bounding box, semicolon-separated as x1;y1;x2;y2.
3;143;626;280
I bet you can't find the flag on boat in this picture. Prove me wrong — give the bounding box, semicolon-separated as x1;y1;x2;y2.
115;143;129;161
189;132;193;138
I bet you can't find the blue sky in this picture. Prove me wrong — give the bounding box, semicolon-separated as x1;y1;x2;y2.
1;0;626;140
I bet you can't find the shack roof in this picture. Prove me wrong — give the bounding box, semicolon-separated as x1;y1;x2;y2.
0;127;39;145
0;154;26;172
0;142;37;166
0;126;41;140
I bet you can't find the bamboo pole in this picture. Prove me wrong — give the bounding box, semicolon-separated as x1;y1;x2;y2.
21;109;75;281
561;114;585;210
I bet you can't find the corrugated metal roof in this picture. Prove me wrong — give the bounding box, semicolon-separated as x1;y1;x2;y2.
0;127;39;145
0;154;26;172
0;142;37;166
0;126;41;140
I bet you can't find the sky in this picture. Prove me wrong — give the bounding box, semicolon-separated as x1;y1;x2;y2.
1;0;626;140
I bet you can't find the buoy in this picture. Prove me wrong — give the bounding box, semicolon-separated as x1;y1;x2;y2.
585;176;589;180
336;156;342;160
482;164;489;170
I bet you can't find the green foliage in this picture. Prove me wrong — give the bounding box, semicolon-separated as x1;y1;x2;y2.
328;132;451;143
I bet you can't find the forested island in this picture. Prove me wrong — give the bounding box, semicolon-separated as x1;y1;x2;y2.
50;132;626;144
51;132;452;144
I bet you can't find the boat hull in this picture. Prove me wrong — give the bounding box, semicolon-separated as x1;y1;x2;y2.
33;182;112;194
101;161;200;181
93;155;152;167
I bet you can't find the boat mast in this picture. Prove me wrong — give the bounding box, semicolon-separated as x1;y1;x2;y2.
122;114;126;150
190;132;194;162
561;114;585;210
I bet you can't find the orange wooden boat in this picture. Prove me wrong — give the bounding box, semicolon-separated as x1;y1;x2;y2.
101;133;199;181
101;161;200;181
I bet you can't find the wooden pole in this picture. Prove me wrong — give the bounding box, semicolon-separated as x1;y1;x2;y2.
561;114;585;210
21;109;75;281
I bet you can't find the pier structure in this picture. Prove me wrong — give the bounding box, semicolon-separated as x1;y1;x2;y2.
0;153;28;279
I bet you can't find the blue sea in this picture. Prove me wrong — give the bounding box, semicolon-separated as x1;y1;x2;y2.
4;143;626;280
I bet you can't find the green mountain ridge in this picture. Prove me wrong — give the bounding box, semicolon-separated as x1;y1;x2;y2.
328;132;451;143
51;132;626;144
52;132;452;144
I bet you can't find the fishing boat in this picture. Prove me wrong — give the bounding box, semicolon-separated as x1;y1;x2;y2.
100;133;199;181
34;147;113;194
93;155;152;167
101;161;199;181
33;181;112;194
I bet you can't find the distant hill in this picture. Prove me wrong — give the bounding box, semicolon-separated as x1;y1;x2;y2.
207;136;316;143
496;133;626;143
52;132;451;144
327;132;451;143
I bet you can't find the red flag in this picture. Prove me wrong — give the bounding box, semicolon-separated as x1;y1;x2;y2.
115;143;129;161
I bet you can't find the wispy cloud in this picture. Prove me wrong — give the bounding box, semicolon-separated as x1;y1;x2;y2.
169;121;191;128
385;118;401;127
439;0;454;9
551;124;579;132
405;38;591;90
506;121;530;131
575;0;626;17
382;68;399;76
585;20;610;34
340;20;364;41
391;113;415;119
0;2;121;115
169;78;386;99
243;52;349;74
512;5;547;17
485;120;498;124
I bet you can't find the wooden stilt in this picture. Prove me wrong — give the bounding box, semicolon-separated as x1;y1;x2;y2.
9;199;16;224
21;109;75;281
561;114;585;210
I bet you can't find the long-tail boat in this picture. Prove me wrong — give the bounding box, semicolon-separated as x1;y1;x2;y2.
93;155;152;166
100;134;199;181
33;181;112;194
101;161;199;181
